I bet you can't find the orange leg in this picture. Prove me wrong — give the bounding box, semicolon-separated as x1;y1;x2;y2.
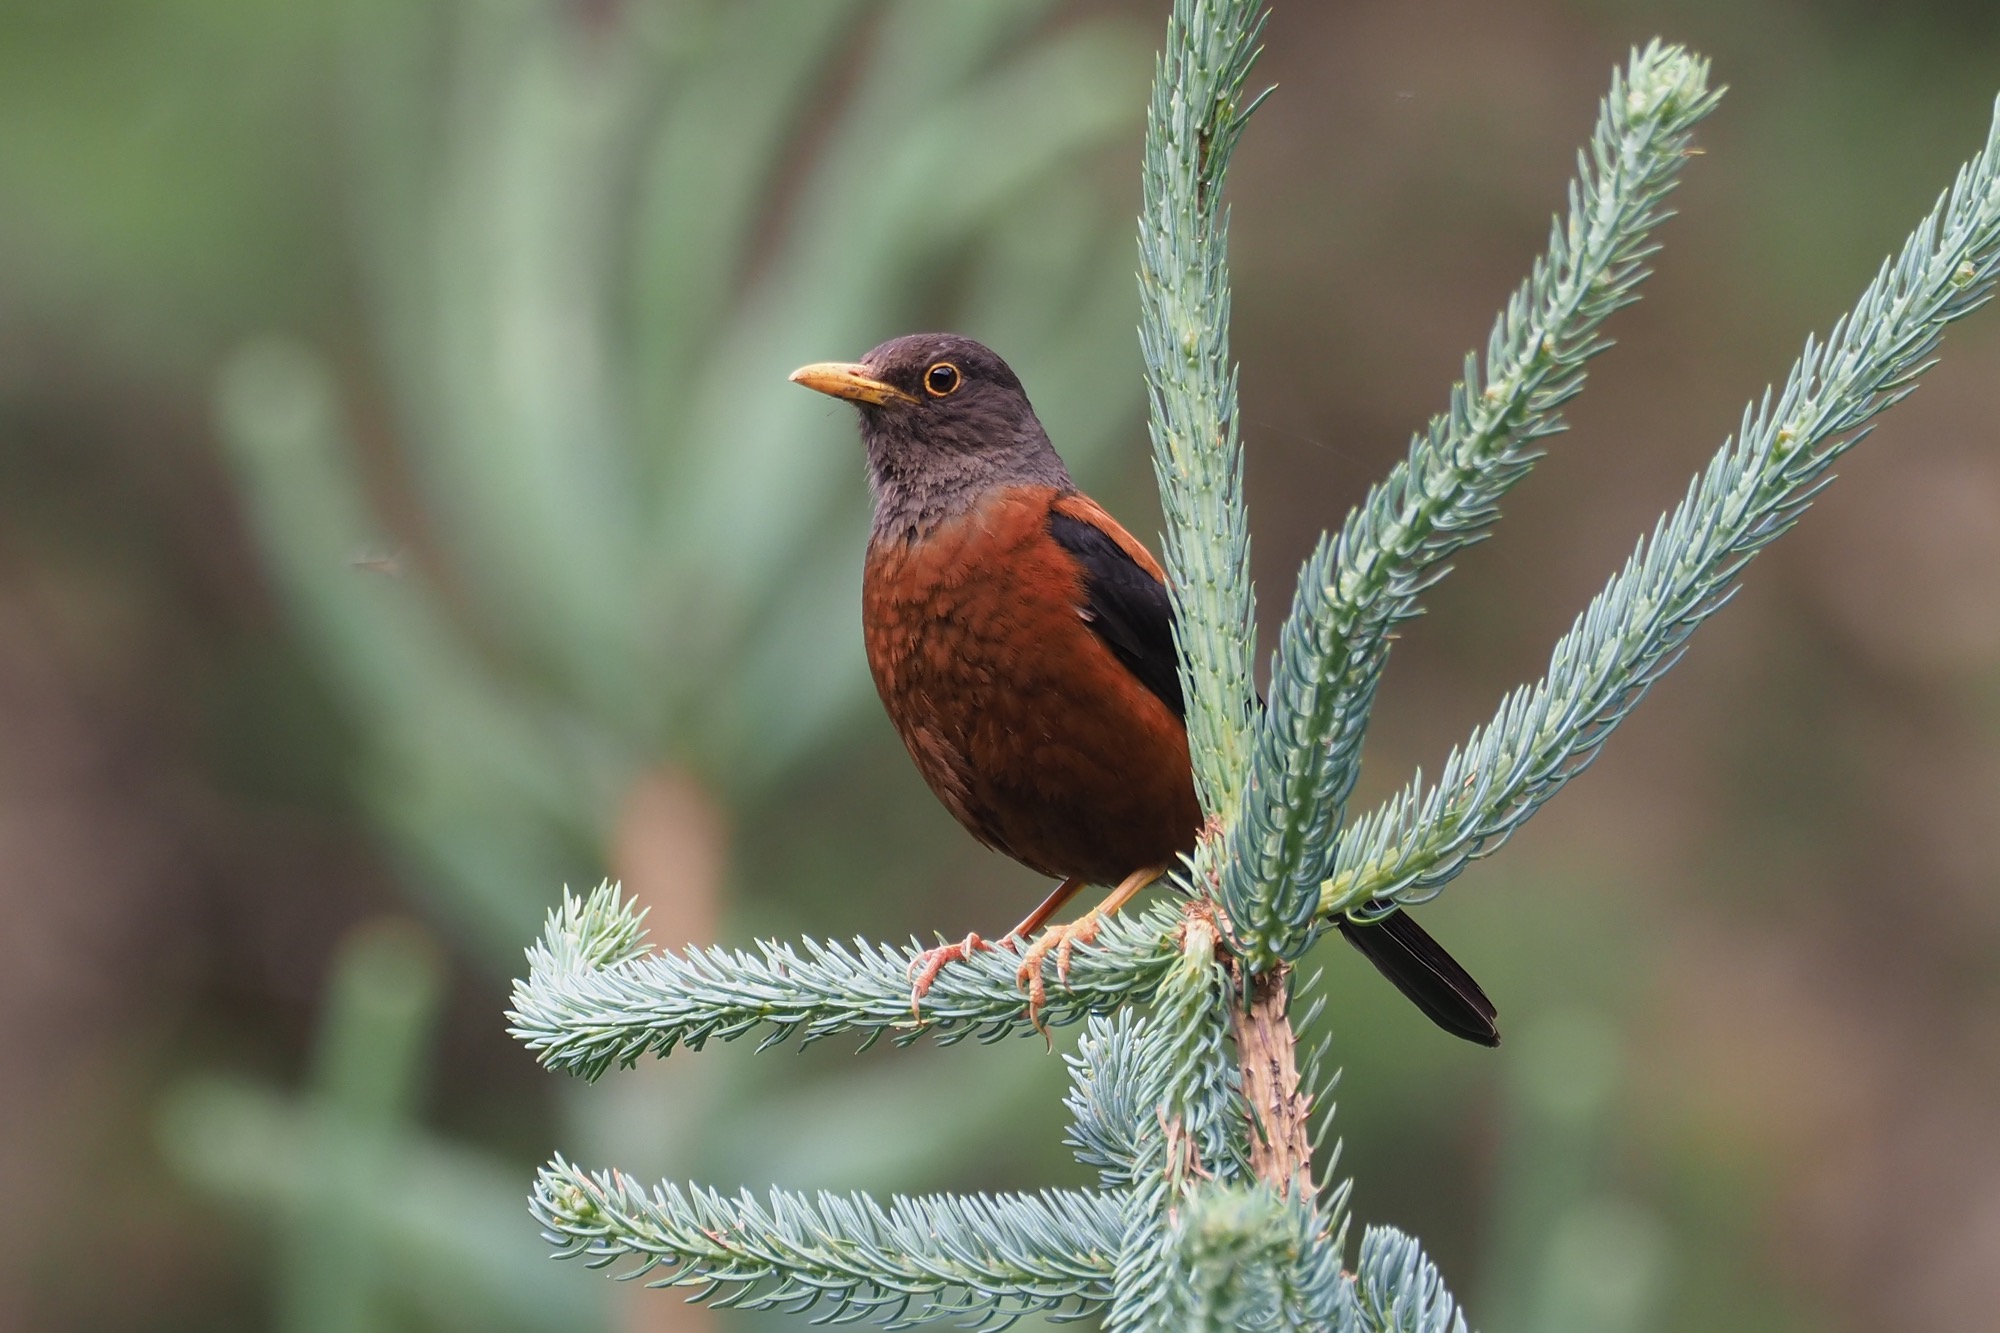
1016;865;1167;1027
1004;876;1089;943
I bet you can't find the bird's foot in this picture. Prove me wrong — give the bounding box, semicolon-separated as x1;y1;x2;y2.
908;932;994;1018
1014;911;1105;1032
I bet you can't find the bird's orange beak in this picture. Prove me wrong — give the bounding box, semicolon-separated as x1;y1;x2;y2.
788;361;918;406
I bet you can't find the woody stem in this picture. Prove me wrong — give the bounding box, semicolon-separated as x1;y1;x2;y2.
1230;965;1314;1196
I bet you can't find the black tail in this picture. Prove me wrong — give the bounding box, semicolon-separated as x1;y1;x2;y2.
1337;904;1500;1047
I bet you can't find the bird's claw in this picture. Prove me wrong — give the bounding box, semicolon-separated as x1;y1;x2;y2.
908;932;991;1019
1014;912;1103;1034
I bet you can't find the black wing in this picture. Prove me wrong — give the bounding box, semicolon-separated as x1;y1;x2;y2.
1046;509;1184;720
1051;507;1500;1048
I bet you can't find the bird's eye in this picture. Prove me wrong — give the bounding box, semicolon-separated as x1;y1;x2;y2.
924;362;962;397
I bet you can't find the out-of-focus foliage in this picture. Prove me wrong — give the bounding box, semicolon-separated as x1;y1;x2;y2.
221;0;1148;958
14;0;1151;1329
204;1;1150;1328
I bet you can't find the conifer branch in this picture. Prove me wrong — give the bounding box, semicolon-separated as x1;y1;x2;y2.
498;6;2000;1324
1164;1185;1348;1330
1321;93;2000;918
1108;908;1250;1330
1224;42;1720;965
1351;1226;1472;1333
531;1158;1120;1329
508;885;1186;1071
1063;1011;1151;1191
1139;0;1269;816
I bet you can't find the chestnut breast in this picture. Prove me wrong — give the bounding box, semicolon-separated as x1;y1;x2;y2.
862;486;1201;885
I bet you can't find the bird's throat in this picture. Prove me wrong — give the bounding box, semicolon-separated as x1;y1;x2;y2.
864;437;1073;548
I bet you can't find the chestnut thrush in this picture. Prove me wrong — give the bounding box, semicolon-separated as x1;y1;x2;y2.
791;333;1498;1045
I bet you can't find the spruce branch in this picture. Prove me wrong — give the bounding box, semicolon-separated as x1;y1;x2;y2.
1138;0;1269;817
531;1158;1120;1329
1320;93;2000;918
498;8;2000;1325
1351;1227;1471;1333
1063;1011;1150;1190
1164;1184;1349;1331
508;884;1185;1071
1223;42;1721;966
1109;908;1254;1331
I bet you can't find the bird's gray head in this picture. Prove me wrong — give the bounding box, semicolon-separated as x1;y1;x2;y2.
790;333;1073;545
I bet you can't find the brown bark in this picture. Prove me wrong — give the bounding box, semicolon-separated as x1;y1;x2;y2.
1231;966;1315;1197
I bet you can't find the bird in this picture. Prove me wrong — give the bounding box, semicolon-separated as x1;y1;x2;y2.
790;333;1498;1046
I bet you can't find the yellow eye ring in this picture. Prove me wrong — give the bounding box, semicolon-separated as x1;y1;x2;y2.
924;362;962;397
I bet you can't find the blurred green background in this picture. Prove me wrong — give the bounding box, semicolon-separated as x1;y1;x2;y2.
5;1;2000;1330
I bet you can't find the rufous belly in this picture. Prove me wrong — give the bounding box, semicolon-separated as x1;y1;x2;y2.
862;487;1201;886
